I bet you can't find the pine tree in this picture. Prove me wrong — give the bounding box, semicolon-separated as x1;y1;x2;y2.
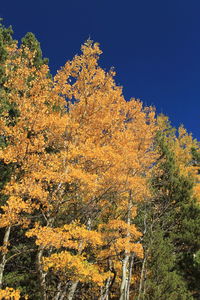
136;129;196;299
157;116;200;298
172;148;200;299
141;226;190;300
21;32;49;68
0;20;15;86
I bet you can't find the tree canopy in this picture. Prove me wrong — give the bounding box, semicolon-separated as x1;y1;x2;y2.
0;21;199;300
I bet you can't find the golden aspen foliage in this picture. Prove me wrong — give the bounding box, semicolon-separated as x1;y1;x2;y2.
0;45;68;228
0;44;68;296
26;222;110;285
53;41;157;199
0;287;21;300
0;41;158;297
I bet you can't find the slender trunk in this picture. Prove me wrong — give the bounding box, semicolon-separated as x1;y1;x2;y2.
56;217;93;300
55;282;70;300
55;283;62;300
119;190;132;300
137;206;149;300
100;276;112;300
126;254;134;299
0;226;11;288
100;259;113;300
55;280;73;300
137;256;146;300
36;215;55;299
67;281;79;300
37;246;47;300
120;254;130;300
65;219;91;300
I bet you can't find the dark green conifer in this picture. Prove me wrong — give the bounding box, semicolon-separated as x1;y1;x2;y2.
21;32;49;68
0;20;14;86
137;130;199;299
141;226;191;300
172;149;200;298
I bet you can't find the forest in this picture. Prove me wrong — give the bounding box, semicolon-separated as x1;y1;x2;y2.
0;21;200;300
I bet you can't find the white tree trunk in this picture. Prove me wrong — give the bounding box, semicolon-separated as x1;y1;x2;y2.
0;226;11;288
119;254;130;300
137;209;149;300
137;256;146;300
65;218;91;300
67;281;79;300
126;254;134;299
37;246;48;300
100;276;112;300
119;190;132;300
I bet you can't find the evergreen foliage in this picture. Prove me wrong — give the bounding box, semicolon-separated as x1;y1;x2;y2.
136;127;200;299
21;32;49;68
142;226;191;300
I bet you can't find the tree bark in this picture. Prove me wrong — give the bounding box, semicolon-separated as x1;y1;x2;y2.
137;256;146;300
65;219;91;300
126;254;134;299
37;245;47;300
119;190;132;300
120;254;130;300
67;281;79;300
0;226;11;288
100;277;112;300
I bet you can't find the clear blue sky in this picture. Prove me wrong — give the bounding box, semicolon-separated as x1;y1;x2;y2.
1;0;200;139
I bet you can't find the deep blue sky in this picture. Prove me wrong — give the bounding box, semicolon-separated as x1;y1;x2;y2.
1;0;200;139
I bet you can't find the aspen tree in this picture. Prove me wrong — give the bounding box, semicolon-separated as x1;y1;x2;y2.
1;39;158;299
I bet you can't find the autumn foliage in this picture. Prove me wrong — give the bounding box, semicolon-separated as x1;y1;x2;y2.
0;25;199;300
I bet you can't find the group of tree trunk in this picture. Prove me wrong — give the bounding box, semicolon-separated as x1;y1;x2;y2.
0;21;200;299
